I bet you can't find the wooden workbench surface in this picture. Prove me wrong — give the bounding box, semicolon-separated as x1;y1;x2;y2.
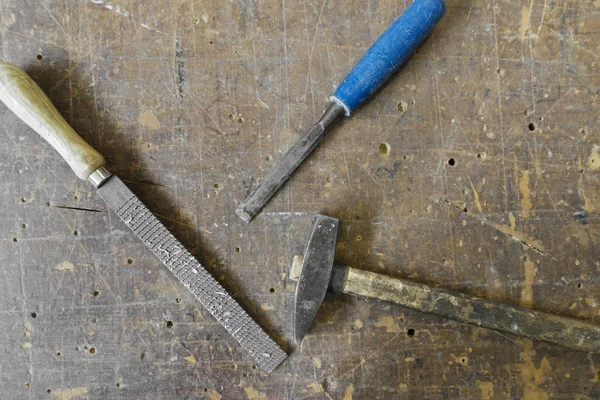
0;0;599;398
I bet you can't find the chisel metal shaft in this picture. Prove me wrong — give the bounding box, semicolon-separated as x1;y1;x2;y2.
236;0;446;223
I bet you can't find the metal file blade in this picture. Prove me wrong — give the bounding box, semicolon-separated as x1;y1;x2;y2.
97;176;287;372
0;61;287;373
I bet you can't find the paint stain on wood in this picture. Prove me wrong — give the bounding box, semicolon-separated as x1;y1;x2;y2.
374;315;401;333
520;2;532;39
184;354;196;365
311;358;322;368
207;389;222;400
515;339;551;400
55;261;74;273
509;212;516;229
51;387;88;400
520;259;536;308
519;170;532;218
477;381;494;400
138;110;161;130
244;387;267;400
24;321;33;334
307;382;324;393
343;383;354;400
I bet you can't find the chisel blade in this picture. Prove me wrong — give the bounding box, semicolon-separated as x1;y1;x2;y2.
97;175;287;372
236;101;345;223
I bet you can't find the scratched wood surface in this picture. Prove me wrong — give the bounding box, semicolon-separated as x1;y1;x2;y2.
0;0;599;399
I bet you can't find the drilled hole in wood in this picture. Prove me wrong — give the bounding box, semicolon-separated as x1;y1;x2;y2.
406;328;415;337
237;117;244;124
235;247;240;252
213;183;219;189
31;312;36;318
175;298;182;303
528;123;535;131
21;198;26;203
379;142;391;155
73;230;78;236
89;347;96;354
56;352;61;357
92;291;99;297
448;158;456;166
140;352;146;359
397;102;407;112
166;321;173;328
127;259;133;264
269;288;275;294
21;223;26;229
116;383;121;388
356;235;362;241
13;238;18;242
47;389;51;394
577;283;582;289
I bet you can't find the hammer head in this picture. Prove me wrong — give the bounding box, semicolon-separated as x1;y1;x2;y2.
292;214;340;344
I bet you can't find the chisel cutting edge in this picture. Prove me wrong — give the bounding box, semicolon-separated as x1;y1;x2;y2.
236;0;446;223
0;62;287;373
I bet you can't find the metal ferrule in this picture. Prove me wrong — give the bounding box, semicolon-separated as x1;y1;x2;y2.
87;166;112;188
329;262;349;294
318;100;347;128
328;96;351;117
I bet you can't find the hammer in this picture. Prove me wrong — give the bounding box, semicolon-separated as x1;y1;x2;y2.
289;214;600;354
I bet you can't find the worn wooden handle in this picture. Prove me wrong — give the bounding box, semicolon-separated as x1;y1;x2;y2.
0;62;105;180
344;268;600;354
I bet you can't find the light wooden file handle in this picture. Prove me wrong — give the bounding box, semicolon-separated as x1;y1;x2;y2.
0;62;105;180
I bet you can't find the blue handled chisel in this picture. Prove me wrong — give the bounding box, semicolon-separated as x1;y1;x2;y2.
236;0;446;223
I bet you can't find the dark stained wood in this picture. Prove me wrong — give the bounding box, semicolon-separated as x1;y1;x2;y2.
0;0;599;399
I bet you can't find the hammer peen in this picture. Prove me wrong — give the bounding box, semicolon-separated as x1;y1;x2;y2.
290;214;600;354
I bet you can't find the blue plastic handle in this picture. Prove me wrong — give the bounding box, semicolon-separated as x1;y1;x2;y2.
331;0;445;115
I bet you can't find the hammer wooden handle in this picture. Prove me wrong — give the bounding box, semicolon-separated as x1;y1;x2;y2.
0;62;105;180
345;268;600;354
